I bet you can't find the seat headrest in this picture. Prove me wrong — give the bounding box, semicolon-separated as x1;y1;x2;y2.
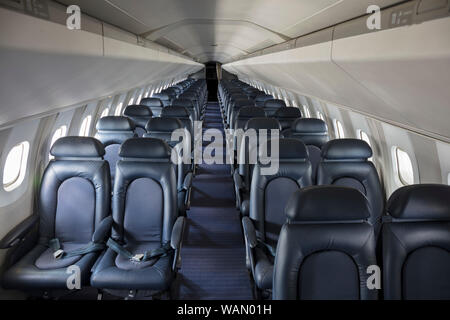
245;118;281;131
152;93;171;101
96;116;135;131
233;99;255;107
321;139;372;160
286;186;371;222
145;117;183;132
123;105;153;117
171;99;193;108
291;118;327;133
50;136;105;159
119;137;171;160
264;99;286;108
140;97;163;108
180;93;197;100
259;138;309;160
387;184;450;220
274;107;302;118
255;94;274;102
161;106;190;118
237;106;266;119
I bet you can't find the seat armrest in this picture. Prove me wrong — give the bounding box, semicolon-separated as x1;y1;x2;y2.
92;216;113;243
181;172;193;191
171;216;186;250
242;216;257;249
233;170;244;190
0;215;38;249
240;196;250;216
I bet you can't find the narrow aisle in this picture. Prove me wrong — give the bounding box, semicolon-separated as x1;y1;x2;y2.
176;102;253;300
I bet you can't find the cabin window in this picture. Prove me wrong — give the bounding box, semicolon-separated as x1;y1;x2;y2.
115;102;124;116
128;98;134;106
79;115;92;136
49;126;67;160
136;94;142;104
317;112;324;121
394;147;414;186
302;105;311;118
447;172;450;185
334;119;345;138
100;108;110;118
3;141;30;192
150;89;155;97
358;130;373;161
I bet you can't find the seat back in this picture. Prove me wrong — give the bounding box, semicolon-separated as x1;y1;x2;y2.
238;118;282;187
172;98;198;121
123;105;153;137
233;106;266;131
112;138;177;245
274;107;302;130
95;116;136;181
317;139;384;235
160;106;193;148
152;93;172;107
284;118;328;182
144;118;190;192
273;186;377;300
250;138;313;247
383;184;450;300
255;94;274;107
40;137;110;245
140;97;164;117
263;99;286;116
227;98;255;125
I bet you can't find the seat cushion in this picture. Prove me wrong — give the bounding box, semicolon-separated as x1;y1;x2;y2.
90;248;173;291
2;244;97;290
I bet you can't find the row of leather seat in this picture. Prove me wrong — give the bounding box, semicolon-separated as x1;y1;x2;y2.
1;136;184;298
218;79;450;300
271;184;450;300
96;80;207;215
0;79;207;298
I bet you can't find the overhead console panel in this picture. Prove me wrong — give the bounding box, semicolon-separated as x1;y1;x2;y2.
224;0;450;140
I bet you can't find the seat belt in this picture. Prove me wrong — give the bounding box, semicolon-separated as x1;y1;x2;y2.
48;238;105;260
106;238;172;262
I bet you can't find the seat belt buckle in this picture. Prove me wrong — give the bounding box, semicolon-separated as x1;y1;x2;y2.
53;249;64;260
131;254;144;262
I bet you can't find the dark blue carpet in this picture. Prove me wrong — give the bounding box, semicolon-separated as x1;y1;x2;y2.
176;102;253;300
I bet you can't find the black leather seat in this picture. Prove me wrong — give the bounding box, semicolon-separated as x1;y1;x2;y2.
227;99;255;127
242;139;312;296
144;118;193;215
274;107;302;130
382;184;450;300
123;105;153;137
284;118;328;183
95;116;136;182
317;139;384;236
272;186;377;300
1;137;111;293
255;94;274;107
152;93;172;107
140;97;164;117
172;98;198;121
234;118;282;214
90;138;185;298
263;99;286;116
